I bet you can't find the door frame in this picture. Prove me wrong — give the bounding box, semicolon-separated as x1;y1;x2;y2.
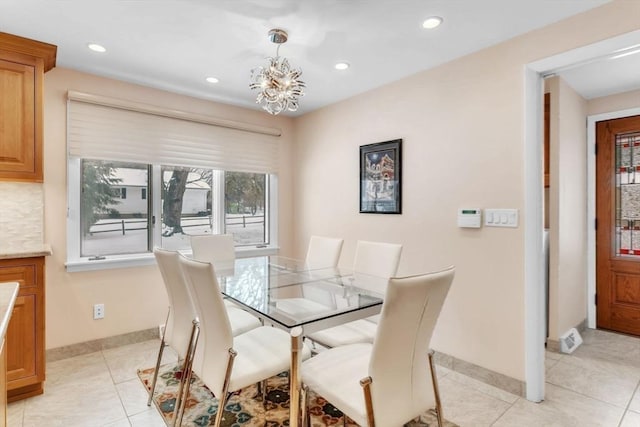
524;28;640;402
588;108;640;329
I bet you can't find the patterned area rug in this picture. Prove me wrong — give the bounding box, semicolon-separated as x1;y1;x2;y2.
138;364;458;426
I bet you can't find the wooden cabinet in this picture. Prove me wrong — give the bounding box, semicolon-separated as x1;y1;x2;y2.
0;257;45;402
0;339;6;427
0;32;56;182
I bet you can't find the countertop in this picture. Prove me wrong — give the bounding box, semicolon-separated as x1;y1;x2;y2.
0;243;52;260
0;282;19;342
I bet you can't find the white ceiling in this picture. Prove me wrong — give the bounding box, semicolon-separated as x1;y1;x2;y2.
3;0;632;115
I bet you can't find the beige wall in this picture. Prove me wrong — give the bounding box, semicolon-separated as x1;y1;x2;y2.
588;88;640;116
292;1;640;381
546;77;588;341
43;68;295;349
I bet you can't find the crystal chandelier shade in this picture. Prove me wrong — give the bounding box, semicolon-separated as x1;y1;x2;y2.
249;29;305;115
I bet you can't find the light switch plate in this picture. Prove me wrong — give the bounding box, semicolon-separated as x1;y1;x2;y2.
484;209;518;227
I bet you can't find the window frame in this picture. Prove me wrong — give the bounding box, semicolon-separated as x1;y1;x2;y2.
66;159;279;272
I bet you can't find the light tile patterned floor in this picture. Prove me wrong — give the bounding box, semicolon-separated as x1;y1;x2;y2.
7;328;640;426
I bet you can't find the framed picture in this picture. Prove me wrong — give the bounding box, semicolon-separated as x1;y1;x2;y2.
360;139;402;214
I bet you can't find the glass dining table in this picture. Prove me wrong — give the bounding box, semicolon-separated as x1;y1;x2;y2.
214;255;386;427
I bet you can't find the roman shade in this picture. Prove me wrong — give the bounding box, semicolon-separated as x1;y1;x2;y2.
67;91;281;173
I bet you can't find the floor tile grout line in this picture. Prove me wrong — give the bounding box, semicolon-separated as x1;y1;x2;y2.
100;347;134;426
618;379;640;427
488;395;520;426
442;370;520;405
547;380;631;410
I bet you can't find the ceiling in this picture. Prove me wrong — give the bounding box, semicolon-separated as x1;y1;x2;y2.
3;0;634;116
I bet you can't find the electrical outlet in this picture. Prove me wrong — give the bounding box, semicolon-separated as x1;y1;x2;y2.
158;324;166;338
93;303;105;319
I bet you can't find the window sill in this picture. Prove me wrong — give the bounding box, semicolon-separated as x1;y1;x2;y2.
65;245;280;272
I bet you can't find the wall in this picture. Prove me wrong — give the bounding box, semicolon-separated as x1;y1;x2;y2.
43;68;295;349
292;0;640;381
546;76;588;341
588;88;640;116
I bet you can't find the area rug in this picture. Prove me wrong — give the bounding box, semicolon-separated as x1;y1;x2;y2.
138;363;458;426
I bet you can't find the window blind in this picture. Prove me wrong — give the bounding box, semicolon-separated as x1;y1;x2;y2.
67;91;281;173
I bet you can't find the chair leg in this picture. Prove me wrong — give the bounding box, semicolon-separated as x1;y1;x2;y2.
174;320;200;427
213;348;238;427
301;384;309;427
147;307;171;406
428;350;444;427
359;376;375;427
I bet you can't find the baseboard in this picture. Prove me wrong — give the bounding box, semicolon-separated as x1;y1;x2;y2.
433;350;526;397
46;327;158;363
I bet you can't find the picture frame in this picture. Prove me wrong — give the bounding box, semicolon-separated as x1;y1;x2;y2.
359;139;402;214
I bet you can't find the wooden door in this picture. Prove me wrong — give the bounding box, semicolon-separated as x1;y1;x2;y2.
596;115;640;336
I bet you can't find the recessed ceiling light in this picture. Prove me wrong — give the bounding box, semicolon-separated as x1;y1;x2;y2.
87;43;106;53
206;76;219;84
334;62;350;71
422;16;443;29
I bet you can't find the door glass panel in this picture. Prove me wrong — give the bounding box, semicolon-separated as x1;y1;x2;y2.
616;132;640;256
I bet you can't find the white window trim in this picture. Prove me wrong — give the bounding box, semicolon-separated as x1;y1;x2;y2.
66;160;280;272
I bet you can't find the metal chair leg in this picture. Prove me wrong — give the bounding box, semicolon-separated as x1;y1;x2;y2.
147;307;171;406
360;376;375;427
428;350;444;427
213;348;238;427
174;320;200;427
301;384;309;427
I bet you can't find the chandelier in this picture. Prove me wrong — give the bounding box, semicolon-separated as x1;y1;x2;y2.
249;29;305;115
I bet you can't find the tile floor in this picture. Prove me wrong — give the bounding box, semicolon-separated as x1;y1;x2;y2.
6;328;640;426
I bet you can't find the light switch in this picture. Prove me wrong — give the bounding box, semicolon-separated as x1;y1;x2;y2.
484;209;518;228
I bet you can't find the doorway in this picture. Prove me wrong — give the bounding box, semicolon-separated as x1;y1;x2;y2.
525;28;640;403
596;115;640;336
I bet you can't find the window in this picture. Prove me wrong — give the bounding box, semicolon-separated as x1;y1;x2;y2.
66;92;280;271
80;161;149;257
71;160;272;268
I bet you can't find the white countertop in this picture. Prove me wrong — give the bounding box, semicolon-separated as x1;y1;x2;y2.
0;243;52;260
0;282;19;342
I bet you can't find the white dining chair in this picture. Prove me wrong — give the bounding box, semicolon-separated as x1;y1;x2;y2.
306;240;402;348
190;233;236;268
191;233;242;309
148;248;200;414
177;255;313;427
304;235;344;269
275;236;344;317
149;248;261;417
301;266;455;427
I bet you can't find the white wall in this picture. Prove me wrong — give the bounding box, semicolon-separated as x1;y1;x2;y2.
547;76;588;341
43;68;295;348
292;0;640;381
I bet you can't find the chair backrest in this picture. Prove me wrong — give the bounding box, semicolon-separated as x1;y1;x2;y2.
368;266;455;426
353;240;402;278
305;235;344;269
190;234;235;268
178;255;233;398
153;248;198;360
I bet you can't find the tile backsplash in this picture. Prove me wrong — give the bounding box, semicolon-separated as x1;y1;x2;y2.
0;182;44;247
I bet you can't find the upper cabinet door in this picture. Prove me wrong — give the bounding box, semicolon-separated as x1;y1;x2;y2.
0;33;56;183
0;56;37;181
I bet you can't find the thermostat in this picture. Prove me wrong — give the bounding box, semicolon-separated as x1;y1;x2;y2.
457;208;482;228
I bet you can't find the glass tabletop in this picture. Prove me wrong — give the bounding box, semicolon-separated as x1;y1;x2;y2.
216;256;386;330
